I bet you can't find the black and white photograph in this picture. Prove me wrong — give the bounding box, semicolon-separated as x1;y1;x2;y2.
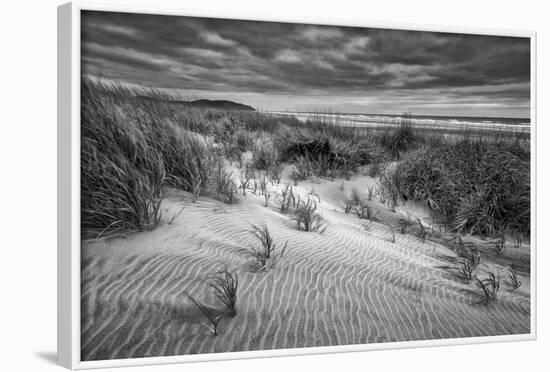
79;9;531;363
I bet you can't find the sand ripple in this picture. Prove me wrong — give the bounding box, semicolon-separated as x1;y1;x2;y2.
81;191;530;361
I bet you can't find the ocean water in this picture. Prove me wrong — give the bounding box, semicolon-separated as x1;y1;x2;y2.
270;111;531;135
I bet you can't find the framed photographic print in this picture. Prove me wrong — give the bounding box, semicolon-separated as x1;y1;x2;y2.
57;1;536;369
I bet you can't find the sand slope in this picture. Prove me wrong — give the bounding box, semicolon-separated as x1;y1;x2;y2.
81;176;530;361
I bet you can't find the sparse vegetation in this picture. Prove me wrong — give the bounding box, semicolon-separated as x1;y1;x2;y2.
294;197;327;232
290;156;313;184
167;207;185;225
210;269;239;317
268;162;283;185
82;78;530;252
249;224;288;271
214;163;237;203
508;269;522;290
239;166;254;196
475;271;500;306
456;244;481;280
278;184;296;213
185;292;222;336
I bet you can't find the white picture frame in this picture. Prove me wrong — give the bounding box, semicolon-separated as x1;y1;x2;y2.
58;1;537;369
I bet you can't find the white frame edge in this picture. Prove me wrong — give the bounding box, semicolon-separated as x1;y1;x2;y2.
57;2;73;369
57;1;537;370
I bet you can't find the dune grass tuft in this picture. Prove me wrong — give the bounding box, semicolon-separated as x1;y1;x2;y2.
294;197;327;232
214;163;237;204
290;156;313;184
210;269;239;317
456;244;481;281
249;224;288;271
278;184;296;213
185;291;222;336
474;271;500;306
508;269;522;290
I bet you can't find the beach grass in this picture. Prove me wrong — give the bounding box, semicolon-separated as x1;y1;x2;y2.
81;78;530;242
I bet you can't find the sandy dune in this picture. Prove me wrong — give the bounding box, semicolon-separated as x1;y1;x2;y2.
81;175;530;361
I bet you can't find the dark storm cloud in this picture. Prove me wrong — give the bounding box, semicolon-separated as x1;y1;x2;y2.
81;11;530;116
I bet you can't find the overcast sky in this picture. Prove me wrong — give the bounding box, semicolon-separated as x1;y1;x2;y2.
82;11;531;118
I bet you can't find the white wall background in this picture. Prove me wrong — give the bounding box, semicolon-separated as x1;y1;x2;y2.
0;0;547;371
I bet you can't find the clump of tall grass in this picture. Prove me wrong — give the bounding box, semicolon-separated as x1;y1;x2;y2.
267;162;283;185
81;79;166;236
258;175;268;195
294;197;327;232
224;129;256;162
508;269;522;290
278;184;296;213
377;113;422;159
386;137;530;238
379;173;400;208
173;136;214;202
231;129;256;153
290;156;313;184
249;224;288;271
210;269;238;317
308;153;337;179
367;154;388;177
239;166;255;196
456;244;481;280
252;141;280;171
475;271;500;306
259;175;272;207
214;163;237;203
